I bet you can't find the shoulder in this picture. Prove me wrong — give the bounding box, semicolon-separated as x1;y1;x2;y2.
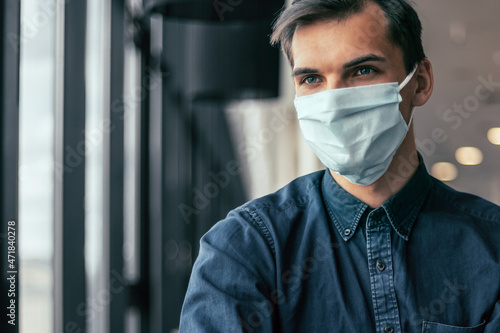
428;176;500;225
219;169;325;222
204;170;326;253
242;170;324;211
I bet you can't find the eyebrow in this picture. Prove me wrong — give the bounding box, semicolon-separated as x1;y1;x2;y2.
291;54;387;78
291;67;319;78
343;54;386;68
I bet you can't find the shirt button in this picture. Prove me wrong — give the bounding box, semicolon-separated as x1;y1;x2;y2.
376;261;386;272
385;326;394;333
344;229;351;236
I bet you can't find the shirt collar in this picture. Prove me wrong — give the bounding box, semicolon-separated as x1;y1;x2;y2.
321;153;432;242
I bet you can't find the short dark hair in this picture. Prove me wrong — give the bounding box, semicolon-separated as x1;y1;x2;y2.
270;0;426;73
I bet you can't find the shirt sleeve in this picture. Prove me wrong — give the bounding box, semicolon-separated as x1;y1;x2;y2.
179;208;278;333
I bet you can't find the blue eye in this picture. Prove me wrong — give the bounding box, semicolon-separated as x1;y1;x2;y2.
356;67;373;76
301;76;320;85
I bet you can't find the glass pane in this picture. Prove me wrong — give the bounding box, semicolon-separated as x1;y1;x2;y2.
18;0;56;332
123;38;141;285
85;0;109;332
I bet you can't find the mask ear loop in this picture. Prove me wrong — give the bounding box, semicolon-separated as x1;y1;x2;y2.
406;106;417;128
398;65;418;91
398;65;419;128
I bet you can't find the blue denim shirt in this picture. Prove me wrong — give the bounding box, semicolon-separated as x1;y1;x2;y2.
180;156;500;333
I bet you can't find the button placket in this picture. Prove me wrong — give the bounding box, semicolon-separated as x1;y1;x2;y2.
366;211;401;333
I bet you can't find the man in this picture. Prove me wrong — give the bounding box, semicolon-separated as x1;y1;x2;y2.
180;0;500;332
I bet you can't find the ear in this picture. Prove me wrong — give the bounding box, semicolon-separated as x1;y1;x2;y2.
412;59;434;107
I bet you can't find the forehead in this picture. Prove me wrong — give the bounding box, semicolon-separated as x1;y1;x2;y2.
290;2;401;69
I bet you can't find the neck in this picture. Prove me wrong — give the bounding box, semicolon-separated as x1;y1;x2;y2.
330;137;419;208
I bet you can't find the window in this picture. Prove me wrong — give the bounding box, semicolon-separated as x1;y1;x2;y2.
19;0;56;332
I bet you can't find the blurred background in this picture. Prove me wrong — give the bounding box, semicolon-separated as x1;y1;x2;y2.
0;0;499;332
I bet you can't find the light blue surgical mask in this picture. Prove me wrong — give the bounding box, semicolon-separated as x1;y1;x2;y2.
294;66;418;186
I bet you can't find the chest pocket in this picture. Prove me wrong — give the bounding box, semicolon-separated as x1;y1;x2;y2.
422;320;486;333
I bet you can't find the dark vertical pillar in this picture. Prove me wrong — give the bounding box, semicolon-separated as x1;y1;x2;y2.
138;17;152;333
148;16;168;332
0;1;21;332
106;0;127;332
161;19;192;332
54;0;87;332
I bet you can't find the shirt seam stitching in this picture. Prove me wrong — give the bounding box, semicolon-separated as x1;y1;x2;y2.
243;206;277;256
